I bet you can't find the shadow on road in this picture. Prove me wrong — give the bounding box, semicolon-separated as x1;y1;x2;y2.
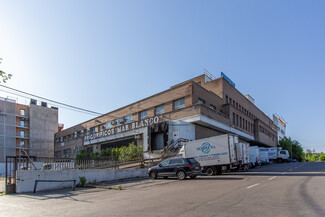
12;188;99;202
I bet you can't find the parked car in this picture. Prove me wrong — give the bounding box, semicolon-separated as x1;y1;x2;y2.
148;157;201;180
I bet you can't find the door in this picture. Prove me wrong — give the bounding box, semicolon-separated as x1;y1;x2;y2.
5;156;17;194
166;158;184;176
156;159;170;176
152;133;164;150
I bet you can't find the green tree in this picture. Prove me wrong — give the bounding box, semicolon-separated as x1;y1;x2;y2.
319;154;325;162
0;58;13;83
90;152;99;159
311;154;318;162
76;150;89;160
279;137;304;162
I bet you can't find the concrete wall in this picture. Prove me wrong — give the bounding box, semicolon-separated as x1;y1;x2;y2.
29;104;58;158
16;169;147;193
0;98;16;163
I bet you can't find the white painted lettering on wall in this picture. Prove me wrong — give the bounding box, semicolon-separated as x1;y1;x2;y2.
85;116;160;141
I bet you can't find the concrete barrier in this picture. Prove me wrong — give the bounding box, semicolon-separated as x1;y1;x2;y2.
16;169;147;193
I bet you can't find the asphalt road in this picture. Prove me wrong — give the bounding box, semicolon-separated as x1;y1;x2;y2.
0;162;324;217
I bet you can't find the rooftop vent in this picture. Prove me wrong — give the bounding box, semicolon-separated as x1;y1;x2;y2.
245;94;255;104
30;99;37;105
41;102;48;107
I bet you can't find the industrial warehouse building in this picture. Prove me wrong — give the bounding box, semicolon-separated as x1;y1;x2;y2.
54;74;278;159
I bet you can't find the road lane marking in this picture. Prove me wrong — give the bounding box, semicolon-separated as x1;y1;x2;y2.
246;183;260;189
281;172;287;174
268;176;277;180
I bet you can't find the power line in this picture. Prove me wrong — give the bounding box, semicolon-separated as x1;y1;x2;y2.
0;84;103;116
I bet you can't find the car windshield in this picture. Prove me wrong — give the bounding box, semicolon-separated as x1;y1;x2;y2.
186;158;197;164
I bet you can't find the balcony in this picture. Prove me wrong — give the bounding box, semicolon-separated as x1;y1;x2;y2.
16;112;29;119
16;124;29;129
16;133;29;139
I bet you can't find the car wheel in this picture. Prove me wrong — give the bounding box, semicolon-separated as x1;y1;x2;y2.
190;175;197;179
206;167;214;176
149;171;157;179
177;170;186;180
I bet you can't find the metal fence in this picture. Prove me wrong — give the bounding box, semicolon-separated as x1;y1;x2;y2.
16;156;163;171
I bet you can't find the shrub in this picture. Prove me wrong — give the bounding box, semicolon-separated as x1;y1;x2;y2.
118;143;143;162
79;176;87;187
76;150;89;160
90;152;99;159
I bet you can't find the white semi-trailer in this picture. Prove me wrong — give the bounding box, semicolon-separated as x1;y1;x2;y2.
249;146;261;167
177;134;238;176
259;148;270;164
236;142;250;170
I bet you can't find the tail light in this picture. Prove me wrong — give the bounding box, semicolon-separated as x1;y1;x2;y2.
187;164;194;168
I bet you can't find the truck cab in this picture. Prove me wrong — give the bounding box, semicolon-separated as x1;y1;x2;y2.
277;150;290;163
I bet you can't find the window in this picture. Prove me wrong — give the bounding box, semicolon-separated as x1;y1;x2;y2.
236;114;239;126
124;114;132;123
106;122;112;129
240;117;242;128
20;109;25;116
20;131;25;138
160;160;169;166
245;120;248;130
169;158;184;165
233;113;235;125
115;118;124;126
173;98;185;110
73;146;83;155
63;149;71;158
155;105;164;115
139;111;147;120
198;98;206;104
20;141;25;146
225;95;229;104
210;105;216;110
55;151;62;158
90;127;95;133
74;132;77;138
20;120;25;127
99;125;105;132
236;102;238;108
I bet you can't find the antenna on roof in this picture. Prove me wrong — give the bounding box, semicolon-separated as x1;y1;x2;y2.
203;69;216;81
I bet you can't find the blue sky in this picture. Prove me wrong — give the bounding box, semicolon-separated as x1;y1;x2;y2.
0;0;324;152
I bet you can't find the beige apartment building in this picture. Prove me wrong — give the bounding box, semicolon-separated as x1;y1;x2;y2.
54;74;277;159
0;97;58;177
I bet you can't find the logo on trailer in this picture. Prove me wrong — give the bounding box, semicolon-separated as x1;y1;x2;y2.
197;142;216;154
